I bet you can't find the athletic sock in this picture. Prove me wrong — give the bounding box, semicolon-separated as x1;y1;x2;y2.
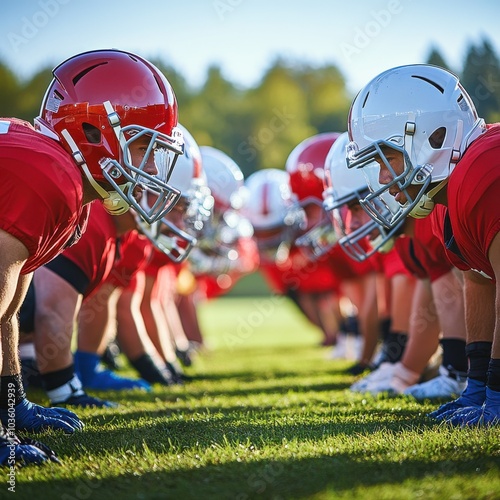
465;341;492;383
382;331;407;363
487;358;500;391
41;364;74;391
129;354;174;385
440;338;467;374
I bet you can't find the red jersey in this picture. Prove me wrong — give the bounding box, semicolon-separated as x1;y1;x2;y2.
368;246;411;280
197;275;231;299
105;231;153;288
395;217;452;283
194;237;260;299
260;246;343;294
61;202;117;297
143;246;172;276
327;243;376;280
443;124;500;281
0;118;89;273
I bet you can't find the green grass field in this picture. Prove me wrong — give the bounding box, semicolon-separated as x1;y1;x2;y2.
6;297;500;499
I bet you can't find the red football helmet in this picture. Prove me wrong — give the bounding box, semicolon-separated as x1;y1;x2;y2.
285;132;341;201
34;49;184;224
285;132;341;259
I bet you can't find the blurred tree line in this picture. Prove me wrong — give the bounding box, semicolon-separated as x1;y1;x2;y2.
1;37;499;178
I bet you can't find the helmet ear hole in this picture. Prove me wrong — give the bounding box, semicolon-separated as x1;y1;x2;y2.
82;123;101;144
429;127;446;149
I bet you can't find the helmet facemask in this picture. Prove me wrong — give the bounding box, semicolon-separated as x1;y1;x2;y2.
146;217;198;264
192;208;252;274
347;65;487;230
253;203;306;264
329;200;403;262
322;130;405;261
347;137;434;229
135;190;204;264
99;114;185;224
183;181;214;232
295;197;338;260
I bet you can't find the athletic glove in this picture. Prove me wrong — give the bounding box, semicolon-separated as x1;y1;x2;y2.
0;398;83;434
458;387;500;427
0;427;60;466
428;378;485;421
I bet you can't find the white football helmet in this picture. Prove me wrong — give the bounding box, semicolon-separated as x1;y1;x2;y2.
199;146;245;210
347;64;486;229
189;147;253;274
323;132;404;261
243;168;306;263
138;125;213;263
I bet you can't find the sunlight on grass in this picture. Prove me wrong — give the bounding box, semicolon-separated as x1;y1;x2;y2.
197;295;321;350
8;297;500;500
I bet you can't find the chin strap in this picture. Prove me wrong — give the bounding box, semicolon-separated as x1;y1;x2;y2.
407;116;464;220
61;129;110;200
60;128;130;215
101;193;131;215
408;179;448;219
370;234;395;254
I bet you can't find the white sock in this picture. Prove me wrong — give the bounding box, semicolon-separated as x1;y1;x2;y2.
47;375;85;404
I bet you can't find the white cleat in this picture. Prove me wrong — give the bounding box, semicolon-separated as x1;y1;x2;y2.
350;362;396;393
404;365;467;400
362;362;420;396
327;333;348;360
363;378;399;396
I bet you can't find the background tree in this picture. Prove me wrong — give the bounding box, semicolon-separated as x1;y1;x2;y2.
1;40;499;177
0;61;22;119
17;68;52;121
461;37;500;122
180;65;252;172
295;63;351;134
426;46;452;71
239;59;315;172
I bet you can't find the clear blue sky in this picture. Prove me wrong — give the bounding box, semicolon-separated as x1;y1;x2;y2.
1;0;499;95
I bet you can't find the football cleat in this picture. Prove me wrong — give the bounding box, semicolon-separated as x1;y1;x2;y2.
350;362;396;393
404;365;467;400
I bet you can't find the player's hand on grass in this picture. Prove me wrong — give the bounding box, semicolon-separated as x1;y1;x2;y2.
428;378;485;421
0;398;83;434
0;426;60;466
